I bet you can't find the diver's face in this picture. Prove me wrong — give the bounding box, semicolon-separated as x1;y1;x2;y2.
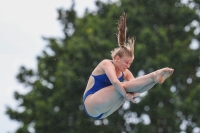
115;55;133;72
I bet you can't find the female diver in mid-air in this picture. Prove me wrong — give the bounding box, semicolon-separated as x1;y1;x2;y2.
83;13;174;119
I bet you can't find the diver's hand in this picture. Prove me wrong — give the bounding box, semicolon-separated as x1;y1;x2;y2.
125;92;140;103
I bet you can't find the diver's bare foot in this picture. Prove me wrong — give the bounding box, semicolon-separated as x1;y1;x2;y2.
154;68;174;84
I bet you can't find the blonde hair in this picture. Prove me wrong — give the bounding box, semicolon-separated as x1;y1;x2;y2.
111;13;135;59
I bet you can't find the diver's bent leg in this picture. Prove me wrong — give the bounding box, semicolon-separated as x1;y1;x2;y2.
124;73;155;92
134;82;156;93
84;86;123;117
124;68;173;92
100;96;125;119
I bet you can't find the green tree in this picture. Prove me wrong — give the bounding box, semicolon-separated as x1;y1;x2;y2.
6;0;200;133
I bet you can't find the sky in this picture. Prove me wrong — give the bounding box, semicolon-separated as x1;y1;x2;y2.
0;0;117;132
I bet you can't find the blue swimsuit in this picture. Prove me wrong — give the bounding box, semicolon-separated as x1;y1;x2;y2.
83;72;124;119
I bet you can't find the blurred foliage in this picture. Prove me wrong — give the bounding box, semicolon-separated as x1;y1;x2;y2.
6;0;200;133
